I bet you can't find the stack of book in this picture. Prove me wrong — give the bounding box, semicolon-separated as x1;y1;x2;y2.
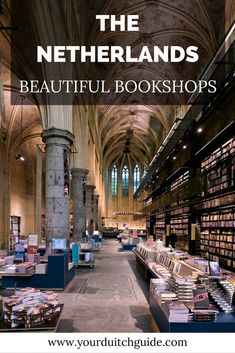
169;275;196;302
151;264;171;280
25;253;41;264
3;299;26;328
172;251;189;260
3;288;61;329
5;266;16;273
208;287;233;312
191;309;218;322
160;291;178;302
150;278;177;304
219;279;234;305
15;262;35;275
43;291;59;306
163;302;189;322
15;287;36;296
4;256;15;265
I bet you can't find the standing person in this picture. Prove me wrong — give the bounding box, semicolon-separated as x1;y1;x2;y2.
170;228;177;248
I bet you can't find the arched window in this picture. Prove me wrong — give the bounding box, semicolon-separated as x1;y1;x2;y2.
122;165;129;196
133;165;140;193
111;165;118;196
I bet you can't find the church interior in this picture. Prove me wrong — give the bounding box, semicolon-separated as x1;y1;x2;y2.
0;0;235;333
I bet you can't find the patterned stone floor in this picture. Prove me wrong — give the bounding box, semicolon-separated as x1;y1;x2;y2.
57;239;159;332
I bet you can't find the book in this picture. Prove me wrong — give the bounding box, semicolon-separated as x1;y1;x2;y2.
209;261;221;276
193;289;210;309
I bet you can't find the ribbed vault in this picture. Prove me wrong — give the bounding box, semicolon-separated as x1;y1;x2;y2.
80;0;225;171
0;0;226;175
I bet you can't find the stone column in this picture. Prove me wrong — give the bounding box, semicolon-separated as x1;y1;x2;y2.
86;184;96;236
42;127;74;253
129;168;134;227
117;165;122;229
35;147;42;242
71;168;89;242
93;194;99;231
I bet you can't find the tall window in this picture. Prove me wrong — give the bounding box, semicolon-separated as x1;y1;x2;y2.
122;165;129;196
133;165;140;193
111;165;118;196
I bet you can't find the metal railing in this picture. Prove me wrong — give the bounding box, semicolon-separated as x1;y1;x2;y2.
141;174;203;215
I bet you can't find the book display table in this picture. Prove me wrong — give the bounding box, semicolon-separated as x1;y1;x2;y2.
149;292;235;332
0;304;63;332
133;249;235;332
122;244;136;251
2;254;75;290
133;249;158;282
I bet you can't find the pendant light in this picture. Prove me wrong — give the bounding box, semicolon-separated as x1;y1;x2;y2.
16;95;25;162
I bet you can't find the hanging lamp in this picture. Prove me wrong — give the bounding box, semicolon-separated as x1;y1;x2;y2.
15;95;25;161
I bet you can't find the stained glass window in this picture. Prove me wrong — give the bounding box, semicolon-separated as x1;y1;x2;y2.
111;165;118;196
134;165;140;193
122;165;129;196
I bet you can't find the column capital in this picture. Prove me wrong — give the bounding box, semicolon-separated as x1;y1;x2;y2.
42;127;74;145
86;184;96;191
94;194;100;199
71;168;89;179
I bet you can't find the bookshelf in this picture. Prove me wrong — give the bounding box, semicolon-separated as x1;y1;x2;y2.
154;213;165;240
206;162;229;194
170;171;189;191
201;138;235;171
146;218;151;237
144;197;152;208
170;208;189;251
10;216;21;252
201;138;235;195
200;209;235;270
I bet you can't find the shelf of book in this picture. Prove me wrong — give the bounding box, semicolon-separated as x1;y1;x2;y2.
10;216;21;252
146;218;151;237
201;138;235;171
170;208;189;251
154;213;165;241
170;171;190;191
201;138;235;196
200;209;235;270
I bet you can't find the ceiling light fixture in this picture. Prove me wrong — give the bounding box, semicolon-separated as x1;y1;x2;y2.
197;127;203;133
183;145;187;149
173;156;177;160
16;153;25;161
16;95;25;162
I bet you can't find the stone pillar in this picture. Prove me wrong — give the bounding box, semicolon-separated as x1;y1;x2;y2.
117;165;122;229
42;127;74;253
86;184;96;236
71;168;89;242
93;194;99;231
35;147;42;242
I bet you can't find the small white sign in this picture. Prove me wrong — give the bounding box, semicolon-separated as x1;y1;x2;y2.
28;233;39;246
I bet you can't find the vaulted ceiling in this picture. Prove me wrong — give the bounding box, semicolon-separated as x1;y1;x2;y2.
98;104;173;168
0;0;233;173
83;0;226;169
